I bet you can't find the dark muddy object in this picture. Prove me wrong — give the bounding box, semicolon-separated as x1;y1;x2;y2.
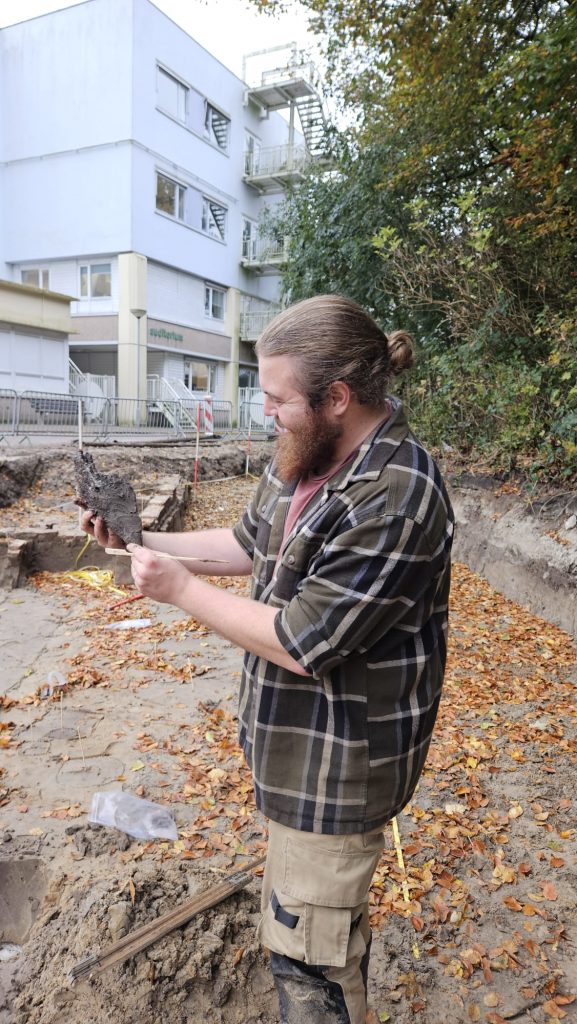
73;451;142;545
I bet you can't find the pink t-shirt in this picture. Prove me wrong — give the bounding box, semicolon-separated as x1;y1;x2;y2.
281;454;355;552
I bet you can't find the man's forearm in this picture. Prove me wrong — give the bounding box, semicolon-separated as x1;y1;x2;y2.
175;574;310;676
142;527;252;576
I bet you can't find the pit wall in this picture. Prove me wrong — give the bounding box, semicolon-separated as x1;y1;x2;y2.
450;485;577;639
0;475;189;589
1;470;576;640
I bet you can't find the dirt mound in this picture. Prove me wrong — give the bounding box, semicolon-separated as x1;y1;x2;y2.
7;858;276;1024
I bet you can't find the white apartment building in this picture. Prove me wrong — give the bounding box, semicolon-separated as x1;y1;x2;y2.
0;0;329;415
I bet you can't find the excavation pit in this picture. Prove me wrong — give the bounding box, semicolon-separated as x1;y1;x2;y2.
0;858;49;945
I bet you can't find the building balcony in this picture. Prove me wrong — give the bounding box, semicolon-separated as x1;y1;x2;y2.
243;49;319;112
240;237;289;275
240;305;281;342
243;144;310;194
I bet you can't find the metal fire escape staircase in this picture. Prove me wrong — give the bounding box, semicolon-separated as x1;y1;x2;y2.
242;44;331;192
241;45;331;272
295;93;329;158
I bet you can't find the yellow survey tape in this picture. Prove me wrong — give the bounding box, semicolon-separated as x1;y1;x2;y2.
391;815;420;960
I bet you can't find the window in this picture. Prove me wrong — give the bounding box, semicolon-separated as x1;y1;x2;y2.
201;197;227;241
156;173;186;221
184;360;216;392
21;268;49;290
204;284;226;321
79;263;111;298
204;103;230;152
239;366;259;389
244;132;261;175
157;66;187;123
242;218;258;260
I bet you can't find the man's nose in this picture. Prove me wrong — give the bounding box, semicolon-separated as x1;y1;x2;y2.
263;395;275;417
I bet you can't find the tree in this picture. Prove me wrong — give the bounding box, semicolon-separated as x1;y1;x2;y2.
253;0;577;476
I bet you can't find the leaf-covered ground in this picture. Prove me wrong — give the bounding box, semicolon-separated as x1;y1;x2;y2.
1;476;576;1024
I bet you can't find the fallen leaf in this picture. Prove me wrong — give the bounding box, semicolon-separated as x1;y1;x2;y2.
543;999;566;1019
503;896;523;911
483;993;500;1007
541;881;558;901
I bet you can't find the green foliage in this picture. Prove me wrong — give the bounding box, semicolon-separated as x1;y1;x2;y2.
250;0;577;480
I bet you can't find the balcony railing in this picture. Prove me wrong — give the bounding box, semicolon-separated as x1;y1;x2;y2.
244;143;309;180
241;236;289;270
240;307;281;341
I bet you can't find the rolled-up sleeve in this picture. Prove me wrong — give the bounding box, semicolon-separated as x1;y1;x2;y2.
274;514;437;678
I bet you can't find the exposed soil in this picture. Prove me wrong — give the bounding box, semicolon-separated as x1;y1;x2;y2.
0;462;576;1024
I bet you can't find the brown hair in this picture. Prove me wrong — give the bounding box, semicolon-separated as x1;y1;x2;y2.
255;294;415;409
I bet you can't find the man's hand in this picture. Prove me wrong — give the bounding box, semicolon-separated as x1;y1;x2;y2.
126;544;190;605
79;509;125;549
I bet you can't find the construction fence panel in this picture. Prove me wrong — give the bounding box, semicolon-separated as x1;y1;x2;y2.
16;391;111;440
238;399;276;437
105;397;183;437
212;401;232;433
0;390;19;438
3;389;235;442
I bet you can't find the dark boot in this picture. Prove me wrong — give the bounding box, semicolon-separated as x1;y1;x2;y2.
269;952;351;1024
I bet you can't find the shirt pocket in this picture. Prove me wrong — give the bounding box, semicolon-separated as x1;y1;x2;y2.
275;536;320;604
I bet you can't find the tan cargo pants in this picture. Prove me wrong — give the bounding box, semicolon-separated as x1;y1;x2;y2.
257;820;385;1024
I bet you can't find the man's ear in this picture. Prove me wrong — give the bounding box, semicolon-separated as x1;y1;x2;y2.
326;380;351;416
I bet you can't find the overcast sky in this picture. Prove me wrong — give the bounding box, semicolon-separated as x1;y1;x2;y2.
0;0;321;79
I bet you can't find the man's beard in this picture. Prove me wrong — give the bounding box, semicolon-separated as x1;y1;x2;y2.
275;408;343;483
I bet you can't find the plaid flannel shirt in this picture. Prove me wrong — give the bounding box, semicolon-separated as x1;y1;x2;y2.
232;400;454;834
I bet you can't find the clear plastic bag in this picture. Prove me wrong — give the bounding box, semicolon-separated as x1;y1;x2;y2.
89;791;178;841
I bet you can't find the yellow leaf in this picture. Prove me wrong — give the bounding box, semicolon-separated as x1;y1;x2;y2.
130;761;145;771
129;879;136;906
484;993;500;1007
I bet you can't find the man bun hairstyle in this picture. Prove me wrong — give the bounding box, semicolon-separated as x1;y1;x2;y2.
387;330;415;376
256;295;415;409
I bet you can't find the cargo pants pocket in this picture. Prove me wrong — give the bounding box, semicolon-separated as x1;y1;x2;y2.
257;825;384;969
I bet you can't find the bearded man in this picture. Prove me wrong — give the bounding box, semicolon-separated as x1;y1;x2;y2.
81;295;454;1024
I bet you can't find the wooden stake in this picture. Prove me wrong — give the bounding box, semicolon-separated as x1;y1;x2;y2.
105;548;229;565
193;403;201;491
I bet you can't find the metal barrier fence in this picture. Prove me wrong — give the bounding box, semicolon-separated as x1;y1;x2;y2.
0;389;233;442
0;390;18;438
238;398;276;436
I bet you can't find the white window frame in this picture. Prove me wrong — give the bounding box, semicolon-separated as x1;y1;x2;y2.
79;262;112;299
184;359;217;393
156;65;188;124
242;217;258;260
244;131;261;175
156;172;186;222
21;268;50;290
204;102;230;152
204;283;226;321
201;197;227;241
